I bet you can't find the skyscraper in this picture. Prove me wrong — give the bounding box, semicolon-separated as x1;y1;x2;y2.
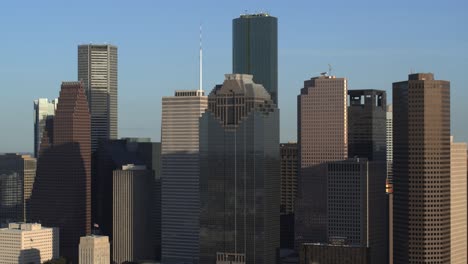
280;142;298;250
30;81;91;261
78;44;118;151
348;89;387;161
450;137;467;264
296;75;348;246
199;74;280;264
233;13;278;104
386;105;393;182
0;154;36;225
161;89;207;264
113;165;154;263
33;98;57;157
393;73;451;263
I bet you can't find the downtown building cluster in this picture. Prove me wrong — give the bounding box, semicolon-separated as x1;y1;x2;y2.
0;12;467;264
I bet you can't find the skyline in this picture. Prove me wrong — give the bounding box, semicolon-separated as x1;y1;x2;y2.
1;0;468;152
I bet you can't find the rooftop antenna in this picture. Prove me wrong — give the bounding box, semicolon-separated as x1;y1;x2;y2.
328;64;333;76
199;23;203;94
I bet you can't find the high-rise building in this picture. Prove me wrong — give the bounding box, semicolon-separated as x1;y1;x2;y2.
94;138;161;260
113;165;154;264
33;98;58;157
30;81;91;261
300;243;369;264
79;235;110;264
0;223;59;264
450;137;467;264
0;154;36;225
199;74;280;263
280;143;298;250
386;105;393;182
233;13;278;104
348;89;387;161
78;44;118;151
296;75;348;246
161;89;207;264
326;159;388;263
393;73;451;263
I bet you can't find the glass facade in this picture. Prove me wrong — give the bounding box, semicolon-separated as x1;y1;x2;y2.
199;74;280;264
233;14;278;104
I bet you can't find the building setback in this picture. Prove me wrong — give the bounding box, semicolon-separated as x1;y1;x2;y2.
348;89;387;161
450;137;467;264
0;223;59;264
199;74;280;264
113;165;154;264
79;235;110;264
78;44;118;151
30;81;91;261
161;90;207;264
33;98;57;158
296;75;348;246
233;13;278;104
0;154;36;225
393;73;451;263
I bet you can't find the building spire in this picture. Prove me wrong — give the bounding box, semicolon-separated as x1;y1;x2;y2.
199;23;203;93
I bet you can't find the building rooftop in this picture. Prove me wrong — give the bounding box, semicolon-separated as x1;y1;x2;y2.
0;223;54;233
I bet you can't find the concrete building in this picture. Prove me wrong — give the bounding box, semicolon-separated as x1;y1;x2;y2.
30;81;91;261
386;105;393;183
393;73;451;263
79;235;110;264
451;137;467;264
233;13;278;104
161;89;207;264
296;75;348;246
348;89;387;161
199;74;280;264
78;44;118;151
0;154;36;225
33;98;57;157
0;223;59;264
113;165;154;264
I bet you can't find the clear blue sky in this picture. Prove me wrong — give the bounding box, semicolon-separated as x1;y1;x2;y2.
1;0;467;152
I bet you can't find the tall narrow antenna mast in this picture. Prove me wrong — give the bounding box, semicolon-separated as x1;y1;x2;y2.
199;23;203;93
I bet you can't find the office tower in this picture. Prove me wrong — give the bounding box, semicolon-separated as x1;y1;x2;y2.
233;13;278;104
326;159;388;263
161;89;207;264
30;81;91;261
33;98;58;157
386;105;393;182
0;223;59;264
280;142;298;250
113;165;154;264
451;137;467;264
296;75;347;246
393;73;451;263
300;243;369;264
78;44;118;151
199;74;280;263
0;154;36;225
79;235;110;264
348;89;387;161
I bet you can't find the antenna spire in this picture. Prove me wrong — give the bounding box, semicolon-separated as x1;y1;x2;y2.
199;23;203;93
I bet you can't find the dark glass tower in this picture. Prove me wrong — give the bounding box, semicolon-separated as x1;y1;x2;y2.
30;82;91;261
199;74;280;264
393;73;451;263
348;90;387;161
233;13;278;104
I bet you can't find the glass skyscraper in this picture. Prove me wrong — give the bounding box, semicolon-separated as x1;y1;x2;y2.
199;74;280;264
233;13;278;104
33;98;57;158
